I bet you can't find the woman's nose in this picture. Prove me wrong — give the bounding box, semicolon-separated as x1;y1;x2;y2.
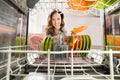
55;19;57;22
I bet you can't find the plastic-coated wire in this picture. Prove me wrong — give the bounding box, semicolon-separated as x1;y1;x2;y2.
1;46;120;80
0;76;7;80
64;63;68;76
10;68;13;74
51;62;56;80
90;65;111;80
17;58;22;73
35;59;47;72
15;62;28;74
81;66;89;75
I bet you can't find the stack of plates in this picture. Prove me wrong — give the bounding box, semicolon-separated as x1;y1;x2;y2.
68;35;92;57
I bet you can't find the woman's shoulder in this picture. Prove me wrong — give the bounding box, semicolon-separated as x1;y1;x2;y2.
62;28;67;35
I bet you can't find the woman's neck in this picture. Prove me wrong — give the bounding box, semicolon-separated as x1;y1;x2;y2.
55;29;60;35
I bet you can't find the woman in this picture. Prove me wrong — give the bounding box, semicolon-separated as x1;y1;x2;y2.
46;10;68;60
46;9;67;45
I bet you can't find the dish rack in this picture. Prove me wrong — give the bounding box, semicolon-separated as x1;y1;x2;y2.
0;45;120;80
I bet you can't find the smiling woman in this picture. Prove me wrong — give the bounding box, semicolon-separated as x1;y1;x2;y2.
46;9;65;36
46;9;67;45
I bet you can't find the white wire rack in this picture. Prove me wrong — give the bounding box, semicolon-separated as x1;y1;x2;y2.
30;0;120;16
29;0;100;16
0;46;120;80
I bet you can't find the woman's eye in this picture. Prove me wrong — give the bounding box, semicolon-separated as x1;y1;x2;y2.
57;18;60;20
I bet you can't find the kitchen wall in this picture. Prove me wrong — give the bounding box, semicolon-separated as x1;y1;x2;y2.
63;10;103;48
29;9;103;48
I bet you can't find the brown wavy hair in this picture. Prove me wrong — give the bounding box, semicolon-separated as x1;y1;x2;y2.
46;9;65;36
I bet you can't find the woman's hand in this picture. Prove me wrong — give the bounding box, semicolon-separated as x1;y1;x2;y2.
62;36;68;44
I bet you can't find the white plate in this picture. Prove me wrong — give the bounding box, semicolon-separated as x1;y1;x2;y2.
61;76;96;80
23;72;47;80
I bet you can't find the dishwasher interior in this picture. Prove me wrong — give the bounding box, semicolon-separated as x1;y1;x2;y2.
0;0;120;80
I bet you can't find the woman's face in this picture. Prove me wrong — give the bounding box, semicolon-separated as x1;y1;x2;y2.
52;12;61;30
